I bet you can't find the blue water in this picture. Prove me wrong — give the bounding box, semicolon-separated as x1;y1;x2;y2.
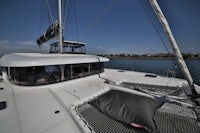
1;59;200;85
105;59;200;85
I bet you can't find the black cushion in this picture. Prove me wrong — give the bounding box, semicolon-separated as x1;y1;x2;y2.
90;90;163;132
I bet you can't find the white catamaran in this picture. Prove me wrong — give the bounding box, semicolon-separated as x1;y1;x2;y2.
0;0;200;133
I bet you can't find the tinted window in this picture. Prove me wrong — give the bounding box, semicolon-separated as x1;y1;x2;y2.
9;63;104;86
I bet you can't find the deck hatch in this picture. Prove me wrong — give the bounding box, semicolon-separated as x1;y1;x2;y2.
0;101;7;110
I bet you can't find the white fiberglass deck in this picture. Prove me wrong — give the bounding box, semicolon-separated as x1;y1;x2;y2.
0;69;199;133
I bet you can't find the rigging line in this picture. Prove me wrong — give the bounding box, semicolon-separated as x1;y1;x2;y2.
38;1;44;37
138;0;179;83
138;0;177;65
73;0;80;42
138;0;170;54
37;0;45;50
63;0;69;31
83;0;119;33
46;0;54;24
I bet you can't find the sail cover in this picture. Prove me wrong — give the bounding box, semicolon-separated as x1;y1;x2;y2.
37;21;59;45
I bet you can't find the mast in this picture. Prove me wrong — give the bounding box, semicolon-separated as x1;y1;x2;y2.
58;0;63;53
149;0;198;96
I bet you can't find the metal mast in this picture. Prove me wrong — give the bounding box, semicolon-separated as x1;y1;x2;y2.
58;0;63;53
149;0;198;96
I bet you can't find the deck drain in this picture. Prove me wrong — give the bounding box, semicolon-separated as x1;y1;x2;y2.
54;110;60;114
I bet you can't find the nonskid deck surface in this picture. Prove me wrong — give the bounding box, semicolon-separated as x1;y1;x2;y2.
78;104;200;133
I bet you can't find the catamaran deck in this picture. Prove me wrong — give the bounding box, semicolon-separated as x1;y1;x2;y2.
0;68;200;133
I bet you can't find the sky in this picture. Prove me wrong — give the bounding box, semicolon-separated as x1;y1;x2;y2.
0;0;200;55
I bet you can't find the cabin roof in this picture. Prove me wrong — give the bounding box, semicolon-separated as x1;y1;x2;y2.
0;53;109;67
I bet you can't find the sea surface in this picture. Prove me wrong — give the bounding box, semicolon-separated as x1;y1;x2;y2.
105;58;200;85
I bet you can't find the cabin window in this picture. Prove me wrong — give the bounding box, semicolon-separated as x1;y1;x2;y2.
90;63;104;74
8;62;104;86
64;65;71;80
34;65;60;85
0;67;2;81
9;66;60;85
10;67;34;85
0;67;2;75
72;64;89;78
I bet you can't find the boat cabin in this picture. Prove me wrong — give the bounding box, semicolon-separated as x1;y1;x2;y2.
50;41;86;54
0;53;109;86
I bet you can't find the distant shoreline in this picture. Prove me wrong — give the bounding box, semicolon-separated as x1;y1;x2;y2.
98;53;200;60
1;54;200;60
105;56;200;60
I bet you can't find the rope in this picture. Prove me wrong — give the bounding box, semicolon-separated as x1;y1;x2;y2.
46;0;54;24
63;0;69;31
138;0;177;74
63;0;80;42
36;0;45;51
138;0;170;54
73;0;80;42
83;0;119;33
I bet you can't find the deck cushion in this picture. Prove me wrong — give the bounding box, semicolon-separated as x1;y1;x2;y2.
90;90;163;132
